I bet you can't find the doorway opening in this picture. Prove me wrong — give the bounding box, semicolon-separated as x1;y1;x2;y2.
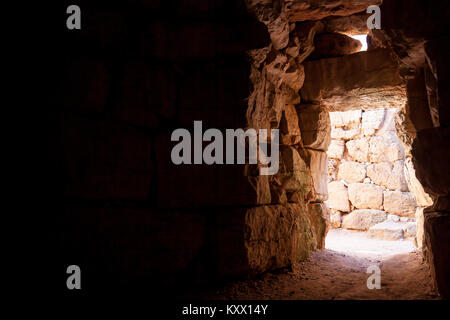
324;107;433;259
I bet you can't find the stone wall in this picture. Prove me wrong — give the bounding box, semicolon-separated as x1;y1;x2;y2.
325;108;432;243
48;0;332;292
38;0;449;298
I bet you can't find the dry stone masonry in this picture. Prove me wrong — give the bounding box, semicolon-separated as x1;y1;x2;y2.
325;108;424;243
50;0;449;298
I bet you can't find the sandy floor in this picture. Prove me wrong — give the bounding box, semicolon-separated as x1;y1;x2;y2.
325;229;417;259
205;229;440;300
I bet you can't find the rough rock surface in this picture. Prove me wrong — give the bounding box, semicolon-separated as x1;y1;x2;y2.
342;209;387;231
346;138;369;162
331;127;360;140
330;210;342;228
323;12;371;35
366;161;408;191
383;191;417;217
297;104;331;151
423;210;450;299
362;109;385;136
367;220;408;240
415;208;425;248
306;203;330;249
329;110;362;127
348;183;383;210
301;49;407;111
403;157;433;207
244;203;323;274
326;181;350;212
338;161;366;183
327;139;345;159
300;149;329;202
369;134;404;163
310;32;361;59
280;104;302;145
412;127;450;198
285;0;382;22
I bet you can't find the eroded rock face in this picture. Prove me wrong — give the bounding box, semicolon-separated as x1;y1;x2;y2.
412;127;450;198
301;49;407;111
403;157;433;207
323;12;370;35
423;210;450;299
297;104;331;151
342;209;387;231
284;0;382;22
306;203;330;249
247;0;447;298
244;204;319;273
415;207;425;248
299;149;329;202
280;104;302;145
310;32;361;59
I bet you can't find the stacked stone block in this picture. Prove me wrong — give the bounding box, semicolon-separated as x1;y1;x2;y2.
325;108;420;240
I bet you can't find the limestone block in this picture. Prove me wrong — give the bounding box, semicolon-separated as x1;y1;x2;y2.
327;159;338;182
297;104;331;151
244;203;320;273
403;157;433;207
383;190;417;217
367;220;406;240
273;146;310;194
331;127;361;140
348;183;383;209
366;162;391;188
306;203;330;249
346;138;369;162
390;160;409;191
387;214;400;222
330;210;342;228
369;134;404;163
274;147;328;203
406;222;417;238
337;161;366;183
415;207;424;248
329;110;362;127
327;139;345;159
362;109;385;135
376;108;398;136
366;161;408;191
310;32;361;59
342;209;387;231
301;49;406;110
280;104;301;145
326;181;350;212
299;149;329;202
